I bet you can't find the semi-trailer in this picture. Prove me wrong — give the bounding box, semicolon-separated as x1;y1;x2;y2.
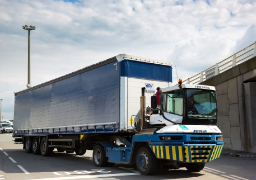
13;54;223;175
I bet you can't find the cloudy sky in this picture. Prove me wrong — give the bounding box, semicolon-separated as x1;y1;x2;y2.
0;0;256;120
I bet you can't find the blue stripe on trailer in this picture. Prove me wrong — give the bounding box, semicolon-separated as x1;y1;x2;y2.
120;60;172;82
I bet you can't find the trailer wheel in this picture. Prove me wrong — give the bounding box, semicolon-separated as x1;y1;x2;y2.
186;163;205;172
136;147;158;175
93;145;108;167
25;137;32;153
32;137;41;155
40;137;52;156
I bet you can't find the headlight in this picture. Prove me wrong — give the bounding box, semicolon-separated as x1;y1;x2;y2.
216;136;223;141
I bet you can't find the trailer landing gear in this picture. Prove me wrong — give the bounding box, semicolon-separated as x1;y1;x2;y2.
75;149;86;155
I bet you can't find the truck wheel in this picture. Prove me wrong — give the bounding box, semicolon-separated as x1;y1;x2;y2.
186;163;205;172
40;137;52;156
75;149;86;155
32;137;41;155
93;145;108;167
136;147;158;175
25;137;32;153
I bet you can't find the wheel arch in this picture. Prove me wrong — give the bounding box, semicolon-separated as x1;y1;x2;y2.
129;142;150;165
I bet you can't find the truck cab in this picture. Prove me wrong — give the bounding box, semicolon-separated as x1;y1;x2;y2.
150;83;217;126
126;82;223;175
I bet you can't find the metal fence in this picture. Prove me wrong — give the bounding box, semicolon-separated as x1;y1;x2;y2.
183;41;256;84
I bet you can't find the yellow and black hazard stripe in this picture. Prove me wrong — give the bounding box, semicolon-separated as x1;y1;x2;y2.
150;144;223;163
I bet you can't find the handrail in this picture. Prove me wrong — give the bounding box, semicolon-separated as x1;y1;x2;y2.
183;41;256;84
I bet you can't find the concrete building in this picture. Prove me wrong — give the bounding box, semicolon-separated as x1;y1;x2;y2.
200;56;256;153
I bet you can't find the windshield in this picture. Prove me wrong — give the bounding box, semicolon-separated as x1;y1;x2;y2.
187;89;216;119
2;123;12;127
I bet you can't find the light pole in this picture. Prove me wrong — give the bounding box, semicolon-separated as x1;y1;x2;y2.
22;25;36;88
0;99;2;121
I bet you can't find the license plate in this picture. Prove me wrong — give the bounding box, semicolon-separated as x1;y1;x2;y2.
194;130;207;133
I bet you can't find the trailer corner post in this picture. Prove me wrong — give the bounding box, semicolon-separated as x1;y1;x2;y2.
140;87;146;130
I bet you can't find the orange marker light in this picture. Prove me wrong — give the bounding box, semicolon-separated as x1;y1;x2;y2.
178;78;183;83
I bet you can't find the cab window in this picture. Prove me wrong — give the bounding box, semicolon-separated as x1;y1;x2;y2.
165;90;183;115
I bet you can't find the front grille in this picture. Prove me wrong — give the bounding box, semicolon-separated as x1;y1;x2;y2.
192;157;208;160
191;152;209;155
191;147;211;151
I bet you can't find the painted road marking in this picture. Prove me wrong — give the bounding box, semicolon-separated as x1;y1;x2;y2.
53;169;111;176
3;152;8;156
204;167;249;180
229;175;250;180
8;157;17;163
73;170;91;175
17;165;30;174
28;172;140;180
90;169;111;173
53;172;71;176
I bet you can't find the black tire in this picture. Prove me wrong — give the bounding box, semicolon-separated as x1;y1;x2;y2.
32;137;41;155
25;137;32;153
93;145;108;167
40;137;52;156
75;149;86;155
136;147;158;175
107;162;115;167
186;163;205;172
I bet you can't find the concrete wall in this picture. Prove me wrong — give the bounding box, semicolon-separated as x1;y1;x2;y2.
200;56;256;152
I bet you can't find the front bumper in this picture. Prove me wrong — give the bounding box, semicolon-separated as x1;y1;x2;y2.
150;144;223;163
4;129;13;133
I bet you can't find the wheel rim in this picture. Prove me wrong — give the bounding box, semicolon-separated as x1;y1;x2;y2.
94;148;101;165
41;140;46;154
33;141;37;151
26;139;30;150
137;152;149;171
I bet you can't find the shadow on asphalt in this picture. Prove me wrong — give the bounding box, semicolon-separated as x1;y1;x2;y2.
0;148;204;179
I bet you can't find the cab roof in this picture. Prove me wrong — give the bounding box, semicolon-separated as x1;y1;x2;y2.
161;83;216;92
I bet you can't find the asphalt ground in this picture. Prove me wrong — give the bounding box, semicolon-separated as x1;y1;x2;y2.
0;133;256;180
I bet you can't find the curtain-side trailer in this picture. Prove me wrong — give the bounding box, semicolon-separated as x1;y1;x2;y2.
13;54;223;175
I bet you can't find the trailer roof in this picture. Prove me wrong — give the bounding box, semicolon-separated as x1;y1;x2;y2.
15;54;172;96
